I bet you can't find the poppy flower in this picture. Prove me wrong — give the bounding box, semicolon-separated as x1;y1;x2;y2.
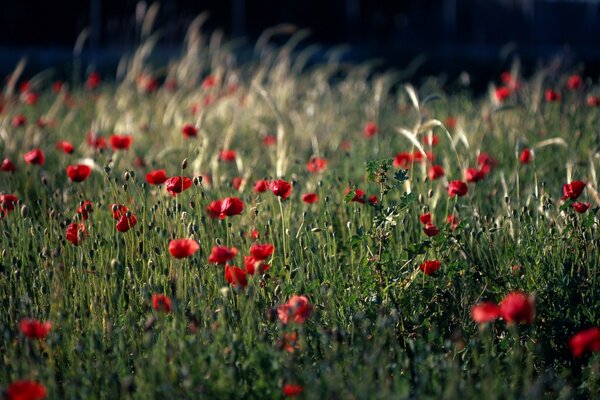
393;152;411;169
263;135;277;146
137;75;158;93
23;148;45;166
412;150;434;163
152;294;172;313
283;384;304;397
419;260;441;275
448;180;468;197
65;223;88;246
208;246;238;264
587;95;600;107
12;114;27;128
363;122;378;138
232;176;243;191
419;213;432;225
423;134;440;147
562;181;586;200
86;132;106;149
302;193;319;204
277;295;312;324
465;167;485;183
110;134;132;151
110;204;129;220
445;117;457;129
446;214;459;230
76;201;93;220
345;188;366;204
206;197;245;219
572;202;590;213
567;75;582;90
519;148;532;164
1;158;16;173
306;156;328;173
477;152;497;172
253;180;269;193
116;213;137;233
368;195;378;204
499;291;535;325
86;72;101;89
182;124;198;138
146;170;168;185
250;229;260;240
19;318;52;339
56;140;75;154
280;332;300;353
495;86;511;102
168;238;200;259
225;265;248;289
471;302;501;324
165;176;192;196
202;75;217;89
244;255;270;275
66;164;92;182
52;80;63;92
6;380;47;400
423;223;439;237
428;165;444;180
269;179;292;200
545;89;561;102
569;327;600;358
250;243;274;260
1;194;18;217
22;91;39;105
219;149;237;162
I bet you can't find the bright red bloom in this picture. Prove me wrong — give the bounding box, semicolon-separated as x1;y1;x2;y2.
283;384;304;397
2;158;16;173
146;170;168;185
208;246;238;264
269;179;292;200
499;291;535;325
428;165;444;180
1;194;19;217
419;260;441;275
393;152;411;169
423;223;439;237
495;86;511;102
306;156;328;173
423;134;440;146
23;148;45;165
116;213;137;233
587;95;600;107
12;114;27;128
6;380;47;400
471;302;501;324
278;295;312;325
545;89;561;102
206;197;245;219
562;181;586;200
66;164;91;182
110;204;129;220
368;194;378;204
419;212;432;225
363;122;378;138
567;75;582;90
477;152;497;171
250;243;274;260
569;327;600;358
244;255;270;275
446;214;459;230
19;318;52;339
448;180;468;197
345;188;366;204
165;176;192;196
76;201;93;220
572;202;590;213
263;135;277;146
219;149;237;162
152;294;172;313
302;193;319;203
519;148;532;164
465;167;485;183
109;134;132;151
202;75;217;89
232;176;243;191
169;238;200;259
254;180;269;193
22;91;39;105
86;132;106;149
66;223;88;246
86;72;101;89
182;124;198;138
225;265;248;289
445;117;457;129
412;150;434;163
56;140;75;154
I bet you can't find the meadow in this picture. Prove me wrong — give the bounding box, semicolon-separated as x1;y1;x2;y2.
1;16;600;400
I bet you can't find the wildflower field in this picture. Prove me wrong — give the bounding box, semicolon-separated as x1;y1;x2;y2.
1;18;600;400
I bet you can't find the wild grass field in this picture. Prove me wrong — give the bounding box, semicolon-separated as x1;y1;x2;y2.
1;14;600;400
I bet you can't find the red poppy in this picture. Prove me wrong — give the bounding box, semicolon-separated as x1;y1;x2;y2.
225;265;248;289
587;95;600;107
208;246;238;264
206;197;245;219
253;180;269;193
244;255;270;275
499;291;535;325
412;150;434;163
280;332;300;353
23;148;45;166
423;134;440;146
344;188;366;204
269;179;292;200
146;170;168;185
202;75;217;89
19;318;52;339
545;89;561;102
168;238;200;259
165;176;192;196
368;194;378;204
562;181;586;200
152;294;172;313
283;384;304;397
445;117;457;129
76;201;93;220
22;91;39;105
572;202;590;213
306;156;328;173
232;176;243;191
86;72;101;89
519;148;532;164
448;180;468;197
110;204;129;220
66;223;88;246
52;80;63;92
137;75;158;93
363;122;378;138
278;295;312;324
1;158;16;173
250;243;274;260
465;167;485;183
86;132;106;149
569;327;600;358
109;134;132;151
427;165;444;180
6;380;47;400
182;124;198;138
471;302;501;324
477;152;497;172
1;194;18;217
567;75;582;90
116;213;137;233
446;214;459;230
66;164;92;182
423;223;439;237
393;152;411;169
302;193;319;204
419;212;432;225
419;260;441;275
495;86;511;102
263;135;277;146
56;140;75;154
219;149;237;162
12;114;27;128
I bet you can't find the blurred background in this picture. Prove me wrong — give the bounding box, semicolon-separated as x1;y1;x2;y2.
1;0;600;83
